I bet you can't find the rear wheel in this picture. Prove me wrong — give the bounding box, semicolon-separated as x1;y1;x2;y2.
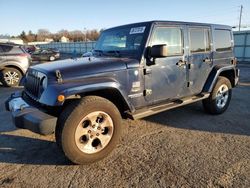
56;96;122;164
203;76;232;114
0;67;22;87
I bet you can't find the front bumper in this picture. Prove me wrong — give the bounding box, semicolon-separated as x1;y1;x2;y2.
5;92;57;135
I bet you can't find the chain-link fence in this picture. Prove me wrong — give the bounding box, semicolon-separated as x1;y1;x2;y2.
37;41;96;55
234;31;250;62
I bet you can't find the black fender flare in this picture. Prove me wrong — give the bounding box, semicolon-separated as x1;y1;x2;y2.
39;81;135;112
202;65;238;92
64;82;134;111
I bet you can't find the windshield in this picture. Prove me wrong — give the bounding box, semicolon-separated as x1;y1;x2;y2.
94;25;148;58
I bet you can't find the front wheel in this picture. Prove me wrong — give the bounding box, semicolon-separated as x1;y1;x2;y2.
49;56;55;61
203;76;232;114
56;96;122;164
0;68;22;87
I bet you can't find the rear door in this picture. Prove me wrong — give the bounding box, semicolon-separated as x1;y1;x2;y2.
186;26;213;95
0;45;13;65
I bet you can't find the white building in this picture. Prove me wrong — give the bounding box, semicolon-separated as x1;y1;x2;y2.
45;38;54;42
60;36;69;42
0;38;24;45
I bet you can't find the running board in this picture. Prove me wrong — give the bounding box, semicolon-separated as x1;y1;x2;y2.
128;93;210;120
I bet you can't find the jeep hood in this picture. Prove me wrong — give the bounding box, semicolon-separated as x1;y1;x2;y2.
31;57;139;79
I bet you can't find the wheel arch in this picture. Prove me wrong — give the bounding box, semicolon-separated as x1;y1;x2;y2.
4;65;24;76
60;86;134;119
83;88;131;118
219;70;235;87
202;65;237;92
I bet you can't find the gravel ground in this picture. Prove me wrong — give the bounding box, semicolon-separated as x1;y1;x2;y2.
0;64;250;188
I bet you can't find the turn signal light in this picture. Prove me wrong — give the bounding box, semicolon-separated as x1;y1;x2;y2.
57;95;65;102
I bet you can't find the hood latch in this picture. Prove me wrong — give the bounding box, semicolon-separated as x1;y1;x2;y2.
55;70;63;84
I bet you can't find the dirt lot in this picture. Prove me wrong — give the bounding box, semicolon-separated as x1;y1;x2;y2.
0;64;250;188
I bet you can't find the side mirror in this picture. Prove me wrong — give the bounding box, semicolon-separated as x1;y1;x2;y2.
150;44;168;58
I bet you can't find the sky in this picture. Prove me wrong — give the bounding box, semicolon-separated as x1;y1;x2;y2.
0;0;249;36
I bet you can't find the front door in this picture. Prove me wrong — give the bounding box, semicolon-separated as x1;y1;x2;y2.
144;25;188;104
186;26;213;95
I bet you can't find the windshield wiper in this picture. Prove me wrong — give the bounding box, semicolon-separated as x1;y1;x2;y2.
93;50;104;56
106;50;121;57
94;50;121;57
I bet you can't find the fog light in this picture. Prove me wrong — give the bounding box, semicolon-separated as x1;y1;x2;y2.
57;95;65;102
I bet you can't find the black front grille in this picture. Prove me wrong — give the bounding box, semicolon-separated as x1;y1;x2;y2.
24;70;41;100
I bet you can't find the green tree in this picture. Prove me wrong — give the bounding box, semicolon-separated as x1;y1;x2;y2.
19;31;27;43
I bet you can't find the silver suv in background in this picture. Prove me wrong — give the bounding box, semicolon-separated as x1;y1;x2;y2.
0;43;31;87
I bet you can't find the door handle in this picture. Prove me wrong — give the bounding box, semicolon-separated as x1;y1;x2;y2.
176;60;186;67
203;57;212;63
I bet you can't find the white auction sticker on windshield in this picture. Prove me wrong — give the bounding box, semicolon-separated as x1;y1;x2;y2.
129;26;146;34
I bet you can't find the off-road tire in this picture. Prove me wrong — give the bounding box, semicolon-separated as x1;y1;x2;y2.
203;76;232;114
56;96;122;164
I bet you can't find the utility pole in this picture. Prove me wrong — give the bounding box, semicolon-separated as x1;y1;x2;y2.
239;5;243;31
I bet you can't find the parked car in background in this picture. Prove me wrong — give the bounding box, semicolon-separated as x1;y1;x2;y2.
0;43;31;87
23;45;39;54
31;48;60;61
82;51;93;57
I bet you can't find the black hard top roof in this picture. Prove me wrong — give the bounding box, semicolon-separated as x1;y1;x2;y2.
106;20;232;31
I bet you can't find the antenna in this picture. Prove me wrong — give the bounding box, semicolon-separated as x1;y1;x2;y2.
239;5;243;31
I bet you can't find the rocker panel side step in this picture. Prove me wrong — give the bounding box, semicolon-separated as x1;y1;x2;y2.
128;93;210;120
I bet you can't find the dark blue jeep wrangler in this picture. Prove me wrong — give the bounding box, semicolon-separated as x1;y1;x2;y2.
6;21;239;164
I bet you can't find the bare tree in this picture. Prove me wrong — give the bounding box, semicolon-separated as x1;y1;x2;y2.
69;30;84;42
16;28;101;43
57;29;70;38
37;29;51;41
26;30;36;42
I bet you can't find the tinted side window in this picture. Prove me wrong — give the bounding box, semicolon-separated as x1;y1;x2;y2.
189;28;211;53
151;27;183;56
8;46;23;54
214;29;232;52
1;45;13;52
0;46;3;53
